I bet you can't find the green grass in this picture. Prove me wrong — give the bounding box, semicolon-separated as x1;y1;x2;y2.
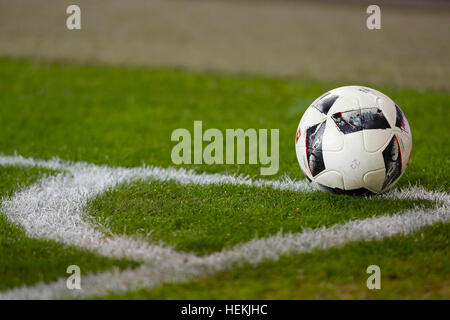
97;223;450;299
87;180;434;255
0;166;139;290
0;57;448;298
0;58;448;190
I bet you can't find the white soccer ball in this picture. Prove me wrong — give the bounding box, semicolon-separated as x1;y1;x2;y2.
295;86;412;195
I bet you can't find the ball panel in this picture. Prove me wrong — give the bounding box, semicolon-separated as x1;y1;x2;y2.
299;106;326;129
361;107;391;130
393;105;412;174
394;128;412;174
322;118;344;152
295;123;316;181
314;170;344;189
313;94;339;114
331;107;391;135
394;104;411;134
331;109;362;134
295;142;312;181
375;96;397;129
381;135;402;190
353;86;379;109
305;121;327;177
323;131;385;190
352;86;397;129
363;168;386;193
363;129;393;153
311;91;331;105
327;94;359;115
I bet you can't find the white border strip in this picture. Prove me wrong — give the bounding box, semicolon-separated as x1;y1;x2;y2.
0;154;448;299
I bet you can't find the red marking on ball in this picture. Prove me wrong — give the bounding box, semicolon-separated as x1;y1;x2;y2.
295;128;301;143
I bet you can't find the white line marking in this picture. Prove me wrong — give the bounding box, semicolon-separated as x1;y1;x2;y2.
0;154;448;299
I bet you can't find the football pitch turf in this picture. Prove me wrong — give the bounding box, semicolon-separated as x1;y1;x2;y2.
0;58;449;299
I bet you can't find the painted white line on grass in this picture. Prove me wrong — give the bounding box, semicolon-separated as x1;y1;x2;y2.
0;154;311;262
0;154;448;299
0;154;312;192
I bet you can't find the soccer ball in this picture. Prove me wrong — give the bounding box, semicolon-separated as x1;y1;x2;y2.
295;86;412;196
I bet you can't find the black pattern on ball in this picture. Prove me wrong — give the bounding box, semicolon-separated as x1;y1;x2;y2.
332;107;390;134
314;94;339;114
395;104;409;133
382;135;402;190
306;121;326;177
